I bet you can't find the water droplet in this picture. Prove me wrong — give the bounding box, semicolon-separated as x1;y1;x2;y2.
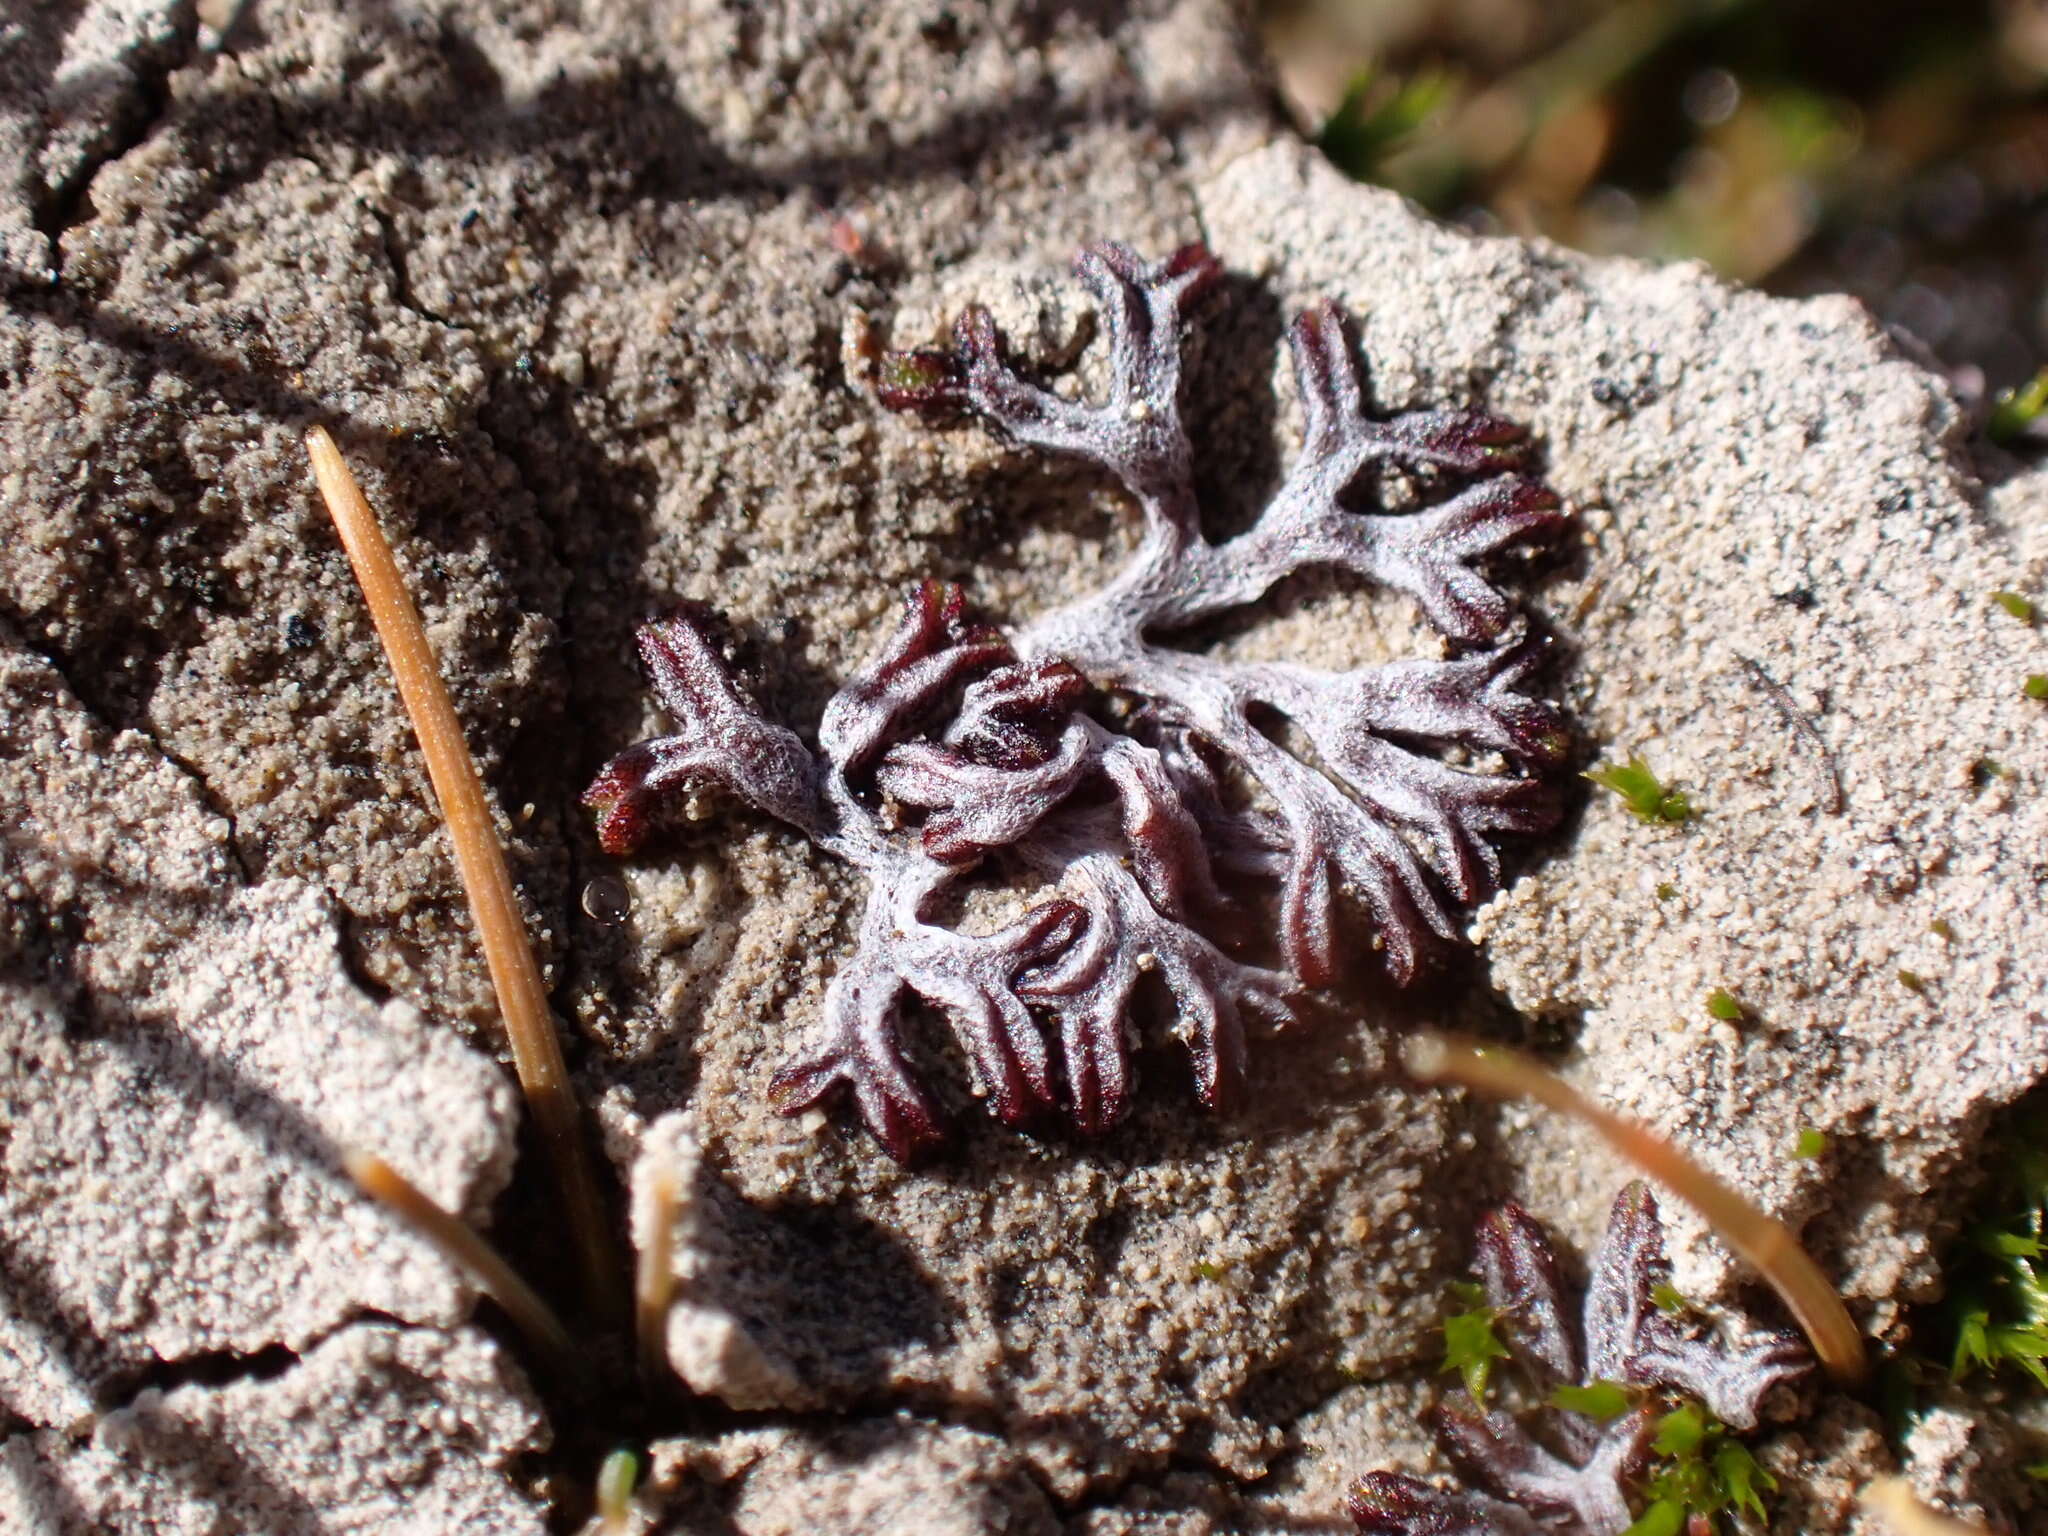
581;875;629;925
1682;67;1740;128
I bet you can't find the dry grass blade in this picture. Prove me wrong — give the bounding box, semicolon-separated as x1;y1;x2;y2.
1860;1477;1993;1535
635;1165;680;1384
345;1149;577;1376
306;427;619;1322
1402;1030;1869;1386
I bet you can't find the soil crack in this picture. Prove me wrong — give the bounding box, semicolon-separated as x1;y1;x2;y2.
371;206;460;331
29;3;202;255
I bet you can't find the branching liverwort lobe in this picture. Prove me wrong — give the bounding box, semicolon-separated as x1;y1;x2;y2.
587;243;1569;1158
1349;1185;1810;1536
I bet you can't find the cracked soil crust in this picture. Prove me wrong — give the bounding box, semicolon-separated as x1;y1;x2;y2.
3;2;2046;1532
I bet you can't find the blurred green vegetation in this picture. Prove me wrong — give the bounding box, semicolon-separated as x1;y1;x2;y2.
1264;0;2048;398
1944;1144;2048;1391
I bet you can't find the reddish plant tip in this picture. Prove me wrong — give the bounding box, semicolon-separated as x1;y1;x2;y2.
950;659;1091;769
769;1049;948;1163
876;346;968;411
1349;1471;1528;1536
1159;241;1222;283
581;745;662;856
582;608;823;857
590;242;1566;1157
912;575;967;629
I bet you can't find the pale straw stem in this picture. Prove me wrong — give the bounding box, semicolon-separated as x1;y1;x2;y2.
1403;1030;1868;1385
307;427;618;1322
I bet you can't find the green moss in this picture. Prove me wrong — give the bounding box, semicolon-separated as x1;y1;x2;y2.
1930;918;1956;942
1654;881;1679;901
1193;1259;1226;1282
1622;1404;1778;1536
1650;1282;1688;1314
1712;1440;1774;1524
1586;755;1692;823
1947;1148;2048;1390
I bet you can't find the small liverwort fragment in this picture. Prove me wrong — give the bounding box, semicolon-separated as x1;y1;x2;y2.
588;243;1568;1155
1347;1184;1809;1536
583;611;823;855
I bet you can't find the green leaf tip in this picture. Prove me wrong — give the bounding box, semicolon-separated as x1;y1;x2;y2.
1713;1439;1775;1523
1317;66;1455;183
1990;368;2048;444
1898;969;1926;994
596;1446;642;1532
1794;1129;1828;1159
1440;1296;1511;1401
1650;1281;1688;1314
1586;754;1692;824
1548;1379;1634;1420
2027;674;2048;701
1992;590;2038;623
1704;988;1743;1021
1651;1401;1708;1457
1619;1499;1687;1536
